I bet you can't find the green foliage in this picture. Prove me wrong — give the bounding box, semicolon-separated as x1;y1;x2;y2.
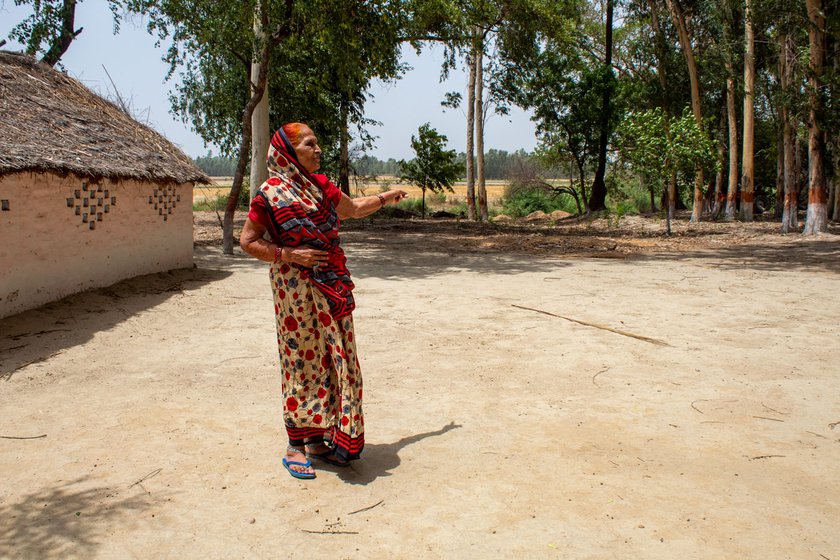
398;123;461;194
501;186;577;218
617;107;717;199
194;153;238;176
5;0;122;64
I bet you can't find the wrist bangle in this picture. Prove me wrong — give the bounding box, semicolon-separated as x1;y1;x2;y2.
377;194;386;207
273;246;284;263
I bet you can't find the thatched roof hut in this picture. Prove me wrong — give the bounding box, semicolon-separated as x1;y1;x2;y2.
0;50;208;184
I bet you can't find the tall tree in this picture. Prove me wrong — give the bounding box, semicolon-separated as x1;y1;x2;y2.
250;6;269;198
740;0;756;220
803;0;829;234
589;0;614;211
664;0;706;222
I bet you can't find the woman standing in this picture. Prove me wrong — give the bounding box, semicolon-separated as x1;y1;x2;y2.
240;123;407;479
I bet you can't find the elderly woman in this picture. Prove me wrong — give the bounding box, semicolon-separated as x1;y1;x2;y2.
240;123;407;479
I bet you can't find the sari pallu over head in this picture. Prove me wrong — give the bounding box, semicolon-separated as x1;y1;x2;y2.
248;129;355;319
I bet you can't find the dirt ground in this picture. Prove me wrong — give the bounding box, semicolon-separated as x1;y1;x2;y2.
2;212;840;559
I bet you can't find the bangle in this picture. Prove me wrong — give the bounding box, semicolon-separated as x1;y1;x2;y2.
377;194;386;207
273;246;284;263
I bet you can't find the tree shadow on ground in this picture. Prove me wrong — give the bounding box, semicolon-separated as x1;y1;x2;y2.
0;477;158;558
0;265;231;381
637;238;840;274
322;422;462;485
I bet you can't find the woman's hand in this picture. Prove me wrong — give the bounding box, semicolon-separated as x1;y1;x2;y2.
384;189;409;204
283;247;330;268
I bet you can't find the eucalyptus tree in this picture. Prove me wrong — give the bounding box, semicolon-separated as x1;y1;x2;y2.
803;0;830;234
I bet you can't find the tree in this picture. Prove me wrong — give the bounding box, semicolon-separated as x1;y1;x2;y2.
741;0;756;220
618;108;716;234
589;0;615;212
398;123;462;218
664;0;706;222
803;0;829;234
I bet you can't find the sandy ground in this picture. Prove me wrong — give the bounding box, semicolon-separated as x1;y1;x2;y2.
2;215;840;559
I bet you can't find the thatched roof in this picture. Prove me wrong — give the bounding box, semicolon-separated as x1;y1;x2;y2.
0;51;209;184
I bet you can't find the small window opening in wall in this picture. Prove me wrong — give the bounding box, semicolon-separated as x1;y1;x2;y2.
1;200;9;211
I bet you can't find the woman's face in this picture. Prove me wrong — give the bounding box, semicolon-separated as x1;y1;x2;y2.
292;126;322;173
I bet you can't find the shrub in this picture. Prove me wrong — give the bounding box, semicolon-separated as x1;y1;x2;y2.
501;186;578;218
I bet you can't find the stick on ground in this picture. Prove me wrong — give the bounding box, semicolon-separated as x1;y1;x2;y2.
511;304;670;347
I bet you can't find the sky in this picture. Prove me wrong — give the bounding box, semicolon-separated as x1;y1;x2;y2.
0;1;539;160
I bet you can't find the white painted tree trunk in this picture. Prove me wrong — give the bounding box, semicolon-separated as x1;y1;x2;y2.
249;11;269;199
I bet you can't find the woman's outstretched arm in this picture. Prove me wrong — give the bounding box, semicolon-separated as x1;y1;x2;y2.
336;188;408;220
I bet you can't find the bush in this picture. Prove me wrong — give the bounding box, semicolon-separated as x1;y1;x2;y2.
501;185;578;218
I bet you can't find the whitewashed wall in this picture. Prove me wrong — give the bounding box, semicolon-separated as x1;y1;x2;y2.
0;171;193;318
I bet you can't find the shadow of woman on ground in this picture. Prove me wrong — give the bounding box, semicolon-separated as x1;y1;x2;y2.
320;422;461;485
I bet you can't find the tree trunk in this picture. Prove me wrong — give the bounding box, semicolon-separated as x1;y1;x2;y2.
775;123;784;219
475;35;488;222
648;0;673;223
338;98;351;195
249;7;269;199
465;49;477;221
713;109;726;218
665;0;705;222
589;0;613;212
803;0;828;234
781;32;799;232
724;72;738;220
741;0;756;221
223;9;272;255
40;0;79;66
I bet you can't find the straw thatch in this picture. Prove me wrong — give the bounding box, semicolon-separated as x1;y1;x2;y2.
0;51;209;184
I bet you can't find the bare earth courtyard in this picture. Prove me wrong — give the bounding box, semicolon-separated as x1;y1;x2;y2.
2;214;839;559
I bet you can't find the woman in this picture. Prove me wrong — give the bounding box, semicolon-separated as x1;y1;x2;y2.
240;122;407;479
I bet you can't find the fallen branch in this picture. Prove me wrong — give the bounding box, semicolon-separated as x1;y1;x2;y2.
753;416;784;423
761;403;790;416
511;305;669;346
805;431;827;439
829;421;840;430
690;400;707;414
129;468;162;488
0;434;47;440
750;455;785;460
301;529;359;535
348;500;384;515
220;355;259;363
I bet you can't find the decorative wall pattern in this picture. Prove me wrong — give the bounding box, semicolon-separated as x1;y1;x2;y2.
147;185;181;222
66;182;116;230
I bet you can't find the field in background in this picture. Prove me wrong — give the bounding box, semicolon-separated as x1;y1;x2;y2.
196;176;571;213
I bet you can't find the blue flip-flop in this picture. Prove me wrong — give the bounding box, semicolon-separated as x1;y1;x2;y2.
282;457;316;479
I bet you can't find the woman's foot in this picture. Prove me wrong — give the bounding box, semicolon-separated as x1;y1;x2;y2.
284;446;316;478
305;442;349;467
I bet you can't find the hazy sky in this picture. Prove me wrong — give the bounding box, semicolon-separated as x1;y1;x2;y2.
1;1;539;160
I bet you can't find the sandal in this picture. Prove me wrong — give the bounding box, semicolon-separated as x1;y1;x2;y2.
283;446;316;479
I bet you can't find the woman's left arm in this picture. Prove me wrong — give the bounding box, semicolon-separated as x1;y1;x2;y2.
336;188;408;219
